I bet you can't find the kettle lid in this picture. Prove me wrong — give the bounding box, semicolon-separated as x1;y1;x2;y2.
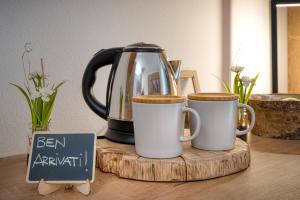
123;42;163;53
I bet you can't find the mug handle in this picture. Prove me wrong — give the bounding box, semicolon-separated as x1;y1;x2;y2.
179;107;201;142
236;103;256;136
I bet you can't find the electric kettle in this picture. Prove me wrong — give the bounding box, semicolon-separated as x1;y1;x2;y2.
82;43;181;144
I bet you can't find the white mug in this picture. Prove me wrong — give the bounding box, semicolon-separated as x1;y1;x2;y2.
132;96;201;158
188;93;255;150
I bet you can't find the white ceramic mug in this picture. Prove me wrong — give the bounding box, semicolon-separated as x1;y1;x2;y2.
132;96;201;158
188;93;255;150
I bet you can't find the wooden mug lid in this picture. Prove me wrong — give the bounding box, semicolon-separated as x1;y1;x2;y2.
132;95;186;104
188;93;239;101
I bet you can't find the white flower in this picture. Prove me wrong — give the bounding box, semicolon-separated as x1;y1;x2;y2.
30;90;41;100
39;87;54;102
41;95;50;102
30;86;54;102
241;76;251;88
230;66;244;73
39;87;54;96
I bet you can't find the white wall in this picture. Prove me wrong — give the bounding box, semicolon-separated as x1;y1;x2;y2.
0;0;224;157
231;0;272;93
0;0;273;157
277;7;288;93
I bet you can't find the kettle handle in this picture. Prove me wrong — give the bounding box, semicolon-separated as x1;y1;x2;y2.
82;47;123;120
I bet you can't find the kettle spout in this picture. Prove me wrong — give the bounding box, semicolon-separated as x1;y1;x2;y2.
169;60;181;83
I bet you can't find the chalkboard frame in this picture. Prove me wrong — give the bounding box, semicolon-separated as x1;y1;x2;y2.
26;131;96;184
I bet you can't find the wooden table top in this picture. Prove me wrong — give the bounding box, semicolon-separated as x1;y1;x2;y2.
1;134;300;200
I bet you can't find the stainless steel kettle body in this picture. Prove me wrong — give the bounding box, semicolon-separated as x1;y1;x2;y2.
82;43;180;144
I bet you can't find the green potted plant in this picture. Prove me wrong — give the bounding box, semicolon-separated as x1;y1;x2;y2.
223;66;259;141
10;43;65;148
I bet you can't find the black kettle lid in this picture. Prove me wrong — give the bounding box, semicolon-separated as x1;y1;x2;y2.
123;42;163;53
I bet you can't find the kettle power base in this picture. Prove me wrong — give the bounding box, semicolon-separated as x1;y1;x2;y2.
101;118;135;144
95;136;250;182
104;128;135;145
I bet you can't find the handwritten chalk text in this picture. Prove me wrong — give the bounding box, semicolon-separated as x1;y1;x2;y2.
31;151;87;168
36;136;65;149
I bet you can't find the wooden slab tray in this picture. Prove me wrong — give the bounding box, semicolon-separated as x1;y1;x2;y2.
96;138;250;182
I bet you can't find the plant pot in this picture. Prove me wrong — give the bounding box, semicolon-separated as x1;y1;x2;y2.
26;123;50;165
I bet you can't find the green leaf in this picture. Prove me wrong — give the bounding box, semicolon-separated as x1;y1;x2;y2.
243;87;247;104
25;86;37;127
211;74;231;93
234;73;240;94
32;78;38;88
245;73;259;104
32;98;42;126
238;78;244;103
40;81;65;127
222;81;231;93
37;97;43;124
36;73;46;88
54;81;66;91
41;92;57;126
31;99;37;128
10;83;34;123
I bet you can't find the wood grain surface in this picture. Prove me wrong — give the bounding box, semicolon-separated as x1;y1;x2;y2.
177;70;201;95
188;93;239;101
249;98;300;139
96;138;250;182
0;134;300;200
288;7;300;93
132;95;186;104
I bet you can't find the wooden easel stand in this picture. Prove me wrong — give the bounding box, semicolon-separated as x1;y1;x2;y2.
38;179;91;195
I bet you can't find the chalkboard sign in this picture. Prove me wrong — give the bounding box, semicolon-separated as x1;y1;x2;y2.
26;132;96;183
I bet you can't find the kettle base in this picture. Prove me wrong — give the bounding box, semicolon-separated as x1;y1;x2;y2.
103;118;135;144
104;128;135;145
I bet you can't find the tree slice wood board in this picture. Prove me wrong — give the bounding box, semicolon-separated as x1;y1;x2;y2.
96;138;250;182
249;97;300;139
